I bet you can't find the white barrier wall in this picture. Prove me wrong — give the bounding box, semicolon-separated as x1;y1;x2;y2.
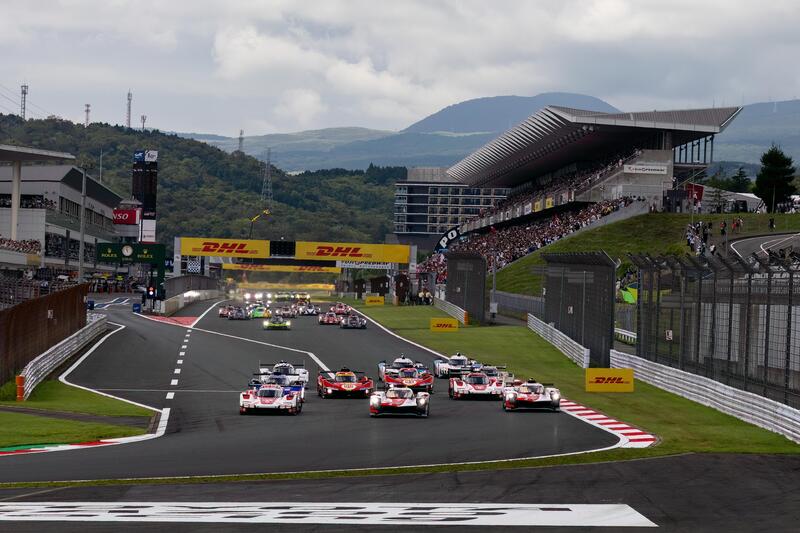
20;312;107;399
527;313;590;368
162;289;221;316
610;349;800;444
434;297;469;324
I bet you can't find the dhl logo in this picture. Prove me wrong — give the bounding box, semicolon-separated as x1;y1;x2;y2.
297;266;326;271
591;376;630;384
585;368;634;392
434;323;456;329
195;242;258;255
430;318;459;331
313;246;367;258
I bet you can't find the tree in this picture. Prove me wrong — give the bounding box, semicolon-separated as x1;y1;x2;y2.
753;145;796;212
728;167;752;193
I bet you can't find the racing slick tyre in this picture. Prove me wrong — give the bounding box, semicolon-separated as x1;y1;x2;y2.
291;403;303;416
239;407;248;415
420;405;429;418
448;387;454;399
317;386;323;397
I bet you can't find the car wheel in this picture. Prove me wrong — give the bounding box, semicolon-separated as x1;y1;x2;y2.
448;387;454;399
296;402;303;415
239;407;247;415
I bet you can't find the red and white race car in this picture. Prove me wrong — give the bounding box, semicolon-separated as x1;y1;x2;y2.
448;372;504;400
218;305;233;318
239;383;303;415
330;302;351;315
384;365;434;393
502;380;561;412
318;311;341;325
317;368;374;398
369;385;430;417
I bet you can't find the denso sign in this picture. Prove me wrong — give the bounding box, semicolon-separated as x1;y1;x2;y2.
180;238;269;258
112;209;139;225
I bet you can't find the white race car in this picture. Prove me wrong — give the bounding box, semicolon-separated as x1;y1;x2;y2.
433;353;478;378
299;303;320;316
377;355;415;381
239;383;303;415
369;385;430;417
449;371;505;399
502;380;561;412
258;361;309;389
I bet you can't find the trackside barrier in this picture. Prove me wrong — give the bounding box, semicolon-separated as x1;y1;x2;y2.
610;349;800;444
162;289;222;316
614;328;637;344
433;297;469;325
526;313;590;368
18;312;107;400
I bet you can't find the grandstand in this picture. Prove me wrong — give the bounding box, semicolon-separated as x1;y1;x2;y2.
419;105;741;282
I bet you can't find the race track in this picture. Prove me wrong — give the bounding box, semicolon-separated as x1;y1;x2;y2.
0;299;617;483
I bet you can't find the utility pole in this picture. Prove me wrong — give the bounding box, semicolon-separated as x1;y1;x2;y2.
126;90;132;128
140;114;147;131
84;104;91;127
77;157;93;280
261;148;273;209
99;149;103;184
238;129;244;152
20;84;28;119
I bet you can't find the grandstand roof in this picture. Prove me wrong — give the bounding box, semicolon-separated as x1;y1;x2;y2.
0;165;122;208
0;144;74;162
447;105;741;187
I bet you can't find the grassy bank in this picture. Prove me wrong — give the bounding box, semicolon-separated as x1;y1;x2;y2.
0;380;152;417
0;412;143;449
496;212;800;296
355;302;800;457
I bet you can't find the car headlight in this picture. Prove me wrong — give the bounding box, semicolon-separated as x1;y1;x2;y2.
550;391;560;401
263;320;268;326
286;321;291;326
255;292;263;299
327;388;333;394
505;392;516;401
370;396;380;407
417;397;427;405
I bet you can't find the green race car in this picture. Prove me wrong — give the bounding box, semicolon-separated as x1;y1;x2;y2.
263;316;292;330
250;306;270;318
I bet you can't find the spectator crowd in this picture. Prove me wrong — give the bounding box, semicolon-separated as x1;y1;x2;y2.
418;197;640;282
0;236;42;254
0;195;57;210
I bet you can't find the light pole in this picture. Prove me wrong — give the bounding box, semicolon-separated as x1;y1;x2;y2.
76;157;93;281
248;208;271;239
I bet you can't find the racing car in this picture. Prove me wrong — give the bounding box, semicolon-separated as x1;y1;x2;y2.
275;305;297;318
239;382;302;415
377;355;415;381
330;302;351;315
298;302;320;316
448;371;504;399
258;361;309;389
383;365;434;393
250;305;270;319
502;379;561;412
227;306;249;320
369;385;430;417
433;352;478;378
340;313;367;329
263;315;291;330
317;368;374;397
218;305;233;318
318;311;341;325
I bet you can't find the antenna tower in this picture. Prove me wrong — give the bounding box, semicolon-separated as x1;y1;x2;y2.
84;104;91;127
260;148;273;209
238;129;244;152
20;85;28;119
126;90;132;128
141;114;147;131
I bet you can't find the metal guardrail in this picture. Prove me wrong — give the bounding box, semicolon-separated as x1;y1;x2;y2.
527;313;590;368
494;291;545;319
433;297;469;324
614;328;637;344
19;312;107;399
610;349;800;444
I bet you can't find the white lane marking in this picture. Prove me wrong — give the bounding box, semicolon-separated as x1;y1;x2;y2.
173;368;181;374
0;502;657;527
59;322;161;413
350;308;449;361
165;392;175;400
170;379;179;386
191;300;228;328
730;232;800;257
179;351;186;356
177;360;183;365
181;345;187;349
100;389;239;393
187;329;193;332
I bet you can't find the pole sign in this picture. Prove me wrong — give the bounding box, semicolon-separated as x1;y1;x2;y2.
585;368;634;392
97;243;165;265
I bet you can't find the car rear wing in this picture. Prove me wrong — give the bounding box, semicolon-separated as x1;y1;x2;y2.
259;361;306;368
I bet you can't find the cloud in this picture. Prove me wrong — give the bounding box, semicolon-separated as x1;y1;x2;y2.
275;89;327;129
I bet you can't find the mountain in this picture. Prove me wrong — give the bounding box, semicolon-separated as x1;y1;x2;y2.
713;99;800;165
0;115;402;252
403;93;620;134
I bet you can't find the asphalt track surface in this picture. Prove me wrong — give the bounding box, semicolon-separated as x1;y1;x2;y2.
729;231;800;258
0;299;616;483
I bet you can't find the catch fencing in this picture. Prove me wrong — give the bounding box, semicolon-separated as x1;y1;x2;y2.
527;313;590;368
494;291;545;319
20;313;107;399
0;277;78;310
631;253;800;409
433;297;469;325
0;283;88;385
611;349;800;443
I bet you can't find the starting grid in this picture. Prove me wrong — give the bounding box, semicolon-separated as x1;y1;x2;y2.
0;502;657;527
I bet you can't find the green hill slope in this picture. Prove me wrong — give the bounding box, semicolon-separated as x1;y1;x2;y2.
496;213;800;296
0;115;400;252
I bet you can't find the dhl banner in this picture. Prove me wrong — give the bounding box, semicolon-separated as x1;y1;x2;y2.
365;296;385;306
295;241;410;264
534;200;542;212
545;197;554;209
585;368;634;392
222;264;341;273
430;318;459;331
181;238;268;258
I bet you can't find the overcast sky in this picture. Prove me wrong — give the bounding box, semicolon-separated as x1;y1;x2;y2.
1;0;797;136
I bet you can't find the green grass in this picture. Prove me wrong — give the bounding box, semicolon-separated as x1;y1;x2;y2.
496;212;800;296
0;380;153;418
353;303;800;456
0;411;142;448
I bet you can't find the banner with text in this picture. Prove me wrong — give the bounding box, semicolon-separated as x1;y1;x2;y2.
222;264;341;273
112;208;140;225
336;261;396;270
623;163;667;175
295;241;410;263
180;237;269;258
430;317;459;331
585;368;634;392
365;295;385;306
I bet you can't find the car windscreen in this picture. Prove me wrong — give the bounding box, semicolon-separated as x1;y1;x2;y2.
335;374;356;383
467;375;487;385
386;389;412;399
257;388;280;398
400;369;417;378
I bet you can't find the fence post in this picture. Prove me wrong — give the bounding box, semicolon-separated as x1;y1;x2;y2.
15;375;24;402
743;272;753;392
785;270;794;405
726;272;735;385
763;271;773;397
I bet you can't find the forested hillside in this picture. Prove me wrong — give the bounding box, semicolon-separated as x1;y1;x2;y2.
0;115;403;251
